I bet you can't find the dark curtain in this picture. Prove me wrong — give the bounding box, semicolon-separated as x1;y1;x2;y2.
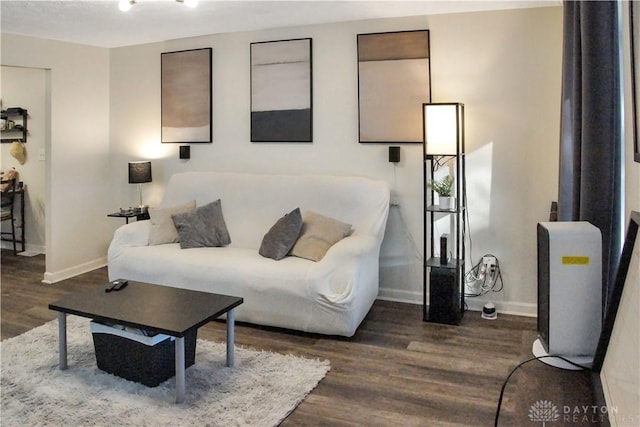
557;0;623;309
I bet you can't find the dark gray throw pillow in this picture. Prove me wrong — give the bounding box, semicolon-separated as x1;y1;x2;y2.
171;199;231;249
259;208;303;260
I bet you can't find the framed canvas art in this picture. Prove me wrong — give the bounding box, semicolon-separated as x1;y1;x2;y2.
250;38;312;142
161;48;212;143
357;30;431;144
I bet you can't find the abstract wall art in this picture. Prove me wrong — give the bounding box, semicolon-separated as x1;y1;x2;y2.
161;48;212;143
357;30;431;144
250;38;312;142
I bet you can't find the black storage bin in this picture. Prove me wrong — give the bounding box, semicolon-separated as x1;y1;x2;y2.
90;321;197;387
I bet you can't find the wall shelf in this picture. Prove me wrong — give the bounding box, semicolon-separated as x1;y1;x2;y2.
425;257;465;269
426;205;465;213
1;108;28;143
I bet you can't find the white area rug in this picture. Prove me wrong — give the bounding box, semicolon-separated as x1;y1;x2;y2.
1;317;330;426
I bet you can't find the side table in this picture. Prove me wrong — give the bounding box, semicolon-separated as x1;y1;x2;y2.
108;211;150;224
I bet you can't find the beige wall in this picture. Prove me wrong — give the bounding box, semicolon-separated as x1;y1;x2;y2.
1;66;47;253
0;7;565;311
1;34;111;281
108;6;563;314
428;7;563;312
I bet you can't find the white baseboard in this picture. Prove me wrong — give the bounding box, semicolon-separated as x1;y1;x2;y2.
377;288;423;304
42;257;107;284
465;298;536;317
377;288;536;317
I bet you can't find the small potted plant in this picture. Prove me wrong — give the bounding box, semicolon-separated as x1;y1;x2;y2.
428;175;455;209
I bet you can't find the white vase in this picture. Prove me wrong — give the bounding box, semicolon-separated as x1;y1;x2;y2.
439;196;453;210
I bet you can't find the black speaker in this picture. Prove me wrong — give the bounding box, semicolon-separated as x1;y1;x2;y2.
440;233;449;265
428;268;461;325
388;146;400;163
179;145;190;159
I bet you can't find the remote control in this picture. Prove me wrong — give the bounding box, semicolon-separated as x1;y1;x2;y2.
105;279;128;292
112;280;128;291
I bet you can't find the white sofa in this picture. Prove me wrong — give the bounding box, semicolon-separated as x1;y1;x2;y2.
108;171;390;337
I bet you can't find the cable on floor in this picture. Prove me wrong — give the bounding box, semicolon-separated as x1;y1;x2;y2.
494;355;591;426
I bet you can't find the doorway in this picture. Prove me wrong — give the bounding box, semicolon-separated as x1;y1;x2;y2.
1;65;48;267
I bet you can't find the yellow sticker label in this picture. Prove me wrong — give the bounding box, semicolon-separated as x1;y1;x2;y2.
562;256;590;265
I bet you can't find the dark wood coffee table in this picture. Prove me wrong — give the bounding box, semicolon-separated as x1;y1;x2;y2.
49;281;243;403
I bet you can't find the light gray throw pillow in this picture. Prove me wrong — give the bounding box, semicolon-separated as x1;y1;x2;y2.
259;208;303;260
148;200;196;245
171;199;231;249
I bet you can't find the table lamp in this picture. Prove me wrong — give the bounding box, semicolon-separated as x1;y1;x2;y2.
128;161;152;213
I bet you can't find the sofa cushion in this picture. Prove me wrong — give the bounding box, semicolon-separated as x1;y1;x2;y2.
172;199;231;249
290;211;352;261
259;208;303;260
148;200;196;245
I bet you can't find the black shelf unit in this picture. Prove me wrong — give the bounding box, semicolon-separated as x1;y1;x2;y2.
1;108;28;143
423;103;466;325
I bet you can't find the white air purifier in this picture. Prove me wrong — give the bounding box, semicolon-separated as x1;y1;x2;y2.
534;221;602;370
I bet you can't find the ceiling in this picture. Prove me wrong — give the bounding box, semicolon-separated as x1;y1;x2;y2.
0;0;558;49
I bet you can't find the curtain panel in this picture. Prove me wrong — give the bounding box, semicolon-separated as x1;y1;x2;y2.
557;0;623;308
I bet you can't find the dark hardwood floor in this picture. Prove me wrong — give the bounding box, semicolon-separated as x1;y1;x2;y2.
1;249;605;426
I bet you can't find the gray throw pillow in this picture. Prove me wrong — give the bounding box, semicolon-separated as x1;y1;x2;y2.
171;199;231;249
259;208;303;260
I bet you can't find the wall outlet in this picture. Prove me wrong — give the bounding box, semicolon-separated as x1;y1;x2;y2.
480;255;497;280
482;256;497;279
482;255;496;267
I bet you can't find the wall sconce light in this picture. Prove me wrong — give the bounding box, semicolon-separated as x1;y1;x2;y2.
389;146;400;163
423;103;464;156
118;0;135;12
179;145;191;159
128;161;152;211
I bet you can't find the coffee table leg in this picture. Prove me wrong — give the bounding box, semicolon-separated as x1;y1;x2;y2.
226;308;235;367
58;312;67;370
175;336;185;404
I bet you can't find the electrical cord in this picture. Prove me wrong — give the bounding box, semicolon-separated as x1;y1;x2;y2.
393;202;423;264
432;155;454;171
464;187;474;269
494;355;591;426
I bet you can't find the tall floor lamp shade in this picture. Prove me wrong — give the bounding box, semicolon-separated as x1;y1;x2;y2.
423;103;464;156
128;161;152;210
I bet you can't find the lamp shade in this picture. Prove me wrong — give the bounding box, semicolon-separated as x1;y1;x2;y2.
128;161;152;184
424;103;464;155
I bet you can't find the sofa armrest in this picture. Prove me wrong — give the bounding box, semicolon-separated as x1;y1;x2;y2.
107;220;151;261
320;233;378;264
308;233;381;306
